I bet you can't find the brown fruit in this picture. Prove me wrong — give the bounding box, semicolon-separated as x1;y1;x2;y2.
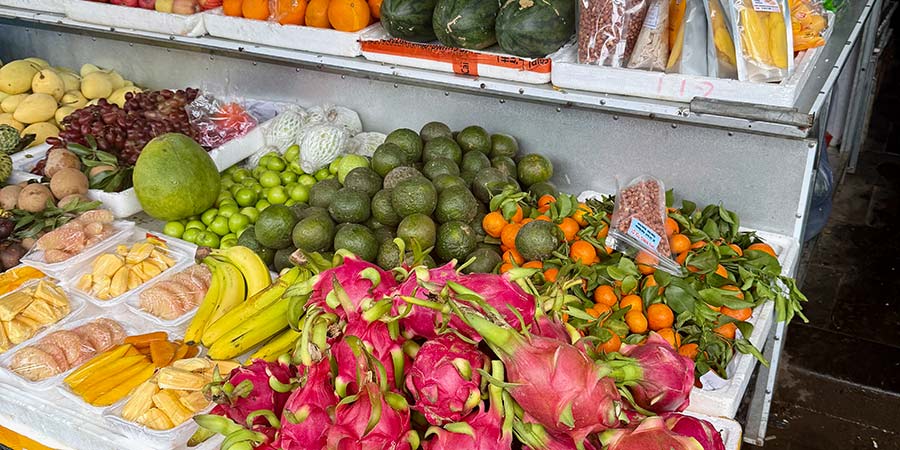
17;183;54;212
0;185;22;210
50;168;89;200
44;148;81;178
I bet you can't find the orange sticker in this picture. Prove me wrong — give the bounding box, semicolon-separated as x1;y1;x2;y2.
361;39;552;76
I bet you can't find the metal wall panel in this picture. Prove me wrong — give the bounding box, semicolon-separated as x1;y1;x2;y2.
0;25;814;236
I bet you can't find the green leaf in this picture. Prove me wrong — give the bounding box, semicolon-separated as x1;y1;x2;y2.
606;266;626;281
665;189;674;208
702;219;720;240
620;276;637;297
664;285;695;314
735;321;754;338
681;200;696;216
735;338;769;367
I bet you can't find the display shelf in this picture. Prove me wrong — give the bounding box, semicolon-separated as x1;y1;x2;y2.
0;0;878;137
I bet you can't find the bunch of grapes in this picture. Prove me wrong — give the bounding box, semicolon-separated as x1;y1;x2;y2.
49;88;202;166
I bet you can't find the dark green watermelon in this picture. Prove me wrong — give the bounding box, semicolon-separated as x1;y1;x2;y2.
495;0;576;58
381;0;439;42
433;0;501;50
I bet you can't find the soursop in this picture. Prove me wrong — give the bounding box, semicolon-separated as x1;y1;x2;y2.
0;152;11;183
299;124;349;174
348;132;387;157
0;125;19;154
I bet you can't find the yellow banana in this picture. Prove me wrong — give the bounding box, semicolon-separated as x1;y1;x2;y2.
212;246;271;298
206;300;290;360
208;260;247;325
248;328;301;362
184;258;224;345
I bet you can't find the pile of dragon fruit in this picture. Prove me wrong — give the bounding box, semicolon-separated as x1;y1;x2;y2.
196;257;727;450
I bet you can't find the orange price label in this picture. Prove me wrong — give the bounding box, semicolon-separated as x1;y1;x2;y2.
361;39;552;77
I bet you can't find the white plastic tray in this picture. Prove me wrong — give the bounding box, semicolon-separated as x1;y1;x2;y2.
103;391;213;450
64;1;208;37
20;219;135;277
203;9;379;57
0;0;67;13
360;24;553;85
124;263;207;328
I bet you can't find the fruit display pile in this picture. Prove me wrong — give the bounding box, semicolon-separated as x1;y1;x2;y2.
220;0;381;31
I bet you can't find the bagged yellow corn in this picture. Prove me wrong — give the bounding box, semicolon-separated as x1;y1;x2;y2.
790;0;827;51
730;0;793;82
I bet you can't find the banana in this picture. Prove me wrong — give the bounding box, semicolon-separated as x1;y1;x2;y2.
249;327;301;362
184;258;224;345
201;267;301;347
207;300;290;360
208;259;247;326
212;246;272;298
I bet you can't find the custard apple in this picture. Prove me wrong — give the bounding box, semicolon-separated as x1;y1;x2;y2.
0;125;18;154
0;152;11;183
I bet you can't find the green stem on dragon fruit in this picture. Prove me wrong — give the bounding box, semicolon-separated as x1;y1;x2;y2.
312;319;329;350
345;335;390;393
398;295;450;313
221;429;266;450
284;274;316;299
296;308;322;367
193;414;245;435
448;299;518;359
244;410;282;429
361;299;393;323
403;340;420;359
359;267;382;289
268;374;294;394
287;295;310;332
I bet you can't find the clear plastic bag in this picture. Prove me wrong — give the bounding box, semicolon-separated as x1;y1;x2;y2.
730;0;794;82
627;0;670;71
136;264;212;323
605;175;684;276
578;0;651;67
666;0;714;76
709;0;739;78
186;93;260;149
789;0;827;52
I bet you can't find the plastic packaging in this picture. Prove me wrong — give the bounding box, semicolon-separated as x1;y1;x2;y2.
730;0;794;82
789;0;827;51
21;212;134;276
627;0;670;71
578;0;651;67
126;264;212;326
186;93;260;149
0;265;47;297
708;0;739;78
1;316;125;387
665;0;714;76
605;175;684;276
0;279;84;356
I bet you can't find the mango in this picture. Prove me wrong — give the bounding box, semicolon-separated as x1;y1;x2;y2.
105;71;125;91
79;63;101;77
108;86;142;108
13;93;57;124
23;57;50;69
21;122;59;148
55;106;75;124
32;69;65;101
0;113;24;132
1;94;27;114
81;72;113;100
0;60;40;95
58;71;81;92
60;90;88;109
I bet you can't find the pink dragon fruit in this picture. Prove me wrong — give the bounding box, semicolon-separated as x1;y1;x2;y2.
307;257;397;319
455;307;623;448
514;421;599;450
406;334;488;425
331;319;407;397
274;360;338;450
618;333;695;414
531;314;571;342
599;416;704;450
457;272;536;332
393;263;466;340
207;359;295;429
325;382;418;450
662;413;726;450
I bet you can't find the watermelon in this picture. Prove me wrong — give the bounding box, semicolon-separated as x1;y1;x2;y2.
381;0;438;42
495;0;576;58
433;0;501;50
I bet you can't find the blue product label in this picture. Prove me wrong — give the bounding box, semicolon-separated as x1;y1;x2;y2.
626;218;662;250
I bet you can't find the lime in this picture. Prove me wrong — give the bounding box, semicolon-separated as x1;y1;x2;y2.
256;205;299;249
251;184;263;195
371;143;407;178
289;184;310;203
260;171;282;188
229;184;243;197
266;156;287;172
289;161;305;175
423;157;460;181
337;155;370;184
224;166;240;176
462;247;502;273
456;126;491;154
228;213;252;234
461;151;491;174
220;235;238;249
285;199;297;207
298;174;317;187
273;247;297;271
343;167;382;198
284;145;300;162
235;188;258;207
384;129;423;163
220;178;235;189
256;199;271;211
516;220;562;260
196;231;221;248
372;189;401;227
328;188;371;223
329;156;343;174
314;168;331;181
232;168;251;182
209;216;231;236
218;198;237;209
163;221;185;239
292;213;336;253
472;168;514;203
391;177;437;217
528;181;558;200
383;166;423;190
423;137;463;164
201;208;219;226
251;166;266;180
431;174;468;193
309;178;342;208
435;186;478;224
420;122;453;142
333;224;379;262
241;177;258;187
435;221;477;262
241;207;260;223
185;220;205;231
267;186;288;205
490;134;519;158
181;228;201;244
517;154;554;187
280;171;297;185
218;204;239;218
377;239;402;270
491;156;517;179
397;213;437;250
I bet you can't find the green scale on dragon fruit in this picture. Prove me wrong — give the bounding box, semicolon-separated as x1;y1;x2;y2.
304;256;398;320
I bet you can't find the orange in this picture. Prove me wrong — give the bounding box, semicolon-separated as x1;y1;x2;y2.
592;303;611;318
223;0;243;16
500;223;522;249
721;306;752;321
665;217;679;236
747;242;776;257
714;322;737;339
543;268;558;283
596;223;609;239
625;311;649;334
714;264;728;278
305;0;331;27
728;243;743;256
586;306;601;318
690;240;707;250
559;217;580;242
619;294;643;313
367;0;382;18
675;251;688;266
721;285;744;299
535;215;551;222
657;328;681;348
482;211;507;238
328;0;371;31
643;274;657;288
670;234;690;254
274;0;307;24
499;263;514;273
502;249;524;265
511;205;524;223
242;0;270;19
522;261;543;269
593;285;618;307
569;240;597;265
635;251;658;275
598;332;621;354
647;303;674;330
537;194;556;211
708;304;722;312
572;203;591;227
521;218;533;225
678;343;699;360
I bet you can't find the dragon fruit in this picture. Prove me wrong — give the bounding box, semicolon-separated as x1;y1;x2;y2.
207;359;295;429
332;319;407;397
274;360;338;450
307;257;397;319
618;333;695;414
455;307;623;448
531;314;571;342
457;272;536;331
599;416;703;450
406;334;488;425
662;413;726;450
393;263;466;340
514;421;599;450
325;382;417;450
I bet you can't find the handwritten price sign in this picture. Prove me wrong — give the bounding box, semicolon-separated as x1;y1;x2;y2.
656;77;716;98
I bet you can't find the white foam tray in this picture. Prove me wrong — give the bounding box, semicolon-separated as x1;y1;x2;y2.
64;1;208;37
0;0;67;13
360;24;553;85
203;9;379;57
551;14;834;107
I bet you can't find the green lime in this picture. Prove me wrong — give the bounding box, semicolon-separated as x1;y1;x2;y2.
420;122;453;142
423;137;463;164
209;216;231;236
266;156;287;172
337;155;370;184
309;178;342;208
228;213;252;234
528;181;558;200
397;213;436;250
371;189;402;227
218;198;237;209
251;184;263;195
256;199;271;211
267;186;288;205
456;126;491;154
292;213;336;253
472;168;514;203
435;221;477;262
314;168;331;181
241;207;260;223
256;204;300;249
371;143;407;177
431;174;468;193
461;151;491;174
462;247;502;273
343;167;383;198
391;177;437;217
333;224;379;262
289;184;310;203
218;204;239;218
224;165;240;176
235;188;258;207
273;247;296;271
490;134;519;158
329;156;343;174
284;145;300;162
285;199;297;207
181;228;201;244
232;169;251;183
260;170;282;188
280;171;297;185
383;166;423;190
196;231;221;248
377;239;403;270
289;161;305;175
220;235;238;249
185;220;205;231
241;177;258;187
384;129;423;163
491;156;517;179
435;186;478;224
328;188;371;223
298;174;317;187
220;178;235;189
516;220;562;260
422;157;460;180
517;154;554;187
201;208;219;226
251;166;266;180
229;184;243;197
163;221;185;239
